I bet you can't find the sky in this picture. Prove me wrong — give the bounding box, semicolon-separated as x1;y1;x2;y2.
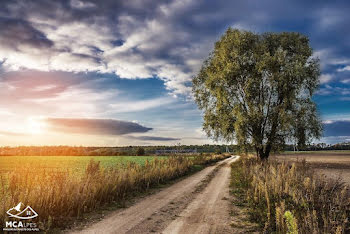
0;0;349;146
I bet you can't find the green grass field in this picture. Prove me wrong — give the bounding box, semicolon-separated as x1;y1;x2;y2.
0;155;166;174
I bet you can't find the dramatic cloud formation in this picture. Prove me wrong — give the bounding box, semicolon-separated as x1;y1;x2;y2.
0;0;350;145
0;0;204;95
1;0;347;96
0;17;53;50
46;118;152;135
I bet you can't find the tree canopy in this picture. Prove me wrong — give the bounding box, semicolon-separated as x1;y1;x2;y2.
193;29;322;160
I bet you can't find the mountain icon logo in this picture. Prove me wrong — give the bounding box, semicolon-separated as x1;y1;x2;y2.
6;202;38;219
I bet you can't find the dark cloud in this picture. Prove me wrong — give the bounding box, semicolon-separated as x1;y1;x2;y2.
46;118;152;135
0;0;171;25
129;135;180;141
0;17;53;50
323;120;350;137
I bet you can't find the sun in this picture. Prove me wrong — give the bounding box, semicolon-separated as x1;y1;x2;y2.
26;117;46;135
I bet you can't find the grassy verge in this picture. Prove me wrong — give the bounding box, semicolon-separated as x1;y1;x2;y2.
0;154;229;231
230;157;350;233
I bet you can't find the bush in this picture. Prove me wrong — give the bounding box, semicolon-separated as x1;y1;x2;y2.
136;147;145;156
231;158;350;233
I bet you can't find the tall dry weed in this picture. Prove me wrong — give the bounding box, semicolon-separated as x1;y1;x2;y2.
231;158;350;233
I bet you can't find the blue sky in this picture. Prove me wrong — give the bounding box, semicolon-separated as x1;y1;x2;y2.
0;0;349;146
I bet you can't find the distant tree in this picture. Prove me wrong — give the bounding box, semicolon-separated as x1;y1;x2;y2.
136;147;145;156
193;29;322;160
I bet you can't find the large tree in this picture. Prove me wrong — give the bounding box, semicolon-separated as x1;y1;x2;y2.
193;29;322;160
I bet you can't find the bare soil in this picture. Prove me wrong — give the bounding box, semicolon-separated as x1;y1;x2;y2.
68;156;243;234
273;152;350;185
162;157;236;234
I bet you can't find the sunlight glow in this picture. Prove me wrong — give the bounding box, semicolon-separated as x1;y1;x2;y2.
26;117;47;135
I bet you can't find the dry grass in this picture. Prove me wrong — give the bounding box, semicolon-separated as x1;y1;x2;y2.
231;157;350;233
273;152;350;186
0;154;228;231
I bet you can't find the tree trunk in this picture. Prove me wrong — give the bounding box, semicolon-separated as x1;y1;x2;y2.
257;144;272;161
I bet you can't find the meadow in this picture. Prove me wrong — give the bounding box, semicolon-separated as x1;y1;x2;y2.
0;154;229;231
0;155;165;175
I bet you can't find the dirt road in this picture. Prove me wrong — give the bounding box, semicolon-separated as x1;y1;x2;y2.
163;156;237;234
69;156;239;234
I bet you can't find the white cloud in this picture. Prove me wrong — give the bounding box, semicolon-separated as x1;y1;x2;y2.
109;97;175;113
341;79;350;84
32;84;57;92
337;66;350;72
49;52;103;72
319;73;333;84
313;49;350;69
70;0;96;9
316;85;350;96
322;120;334;124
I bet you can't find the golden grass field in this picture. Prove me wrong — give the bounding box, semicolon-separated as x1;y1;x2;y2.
0;154;229;231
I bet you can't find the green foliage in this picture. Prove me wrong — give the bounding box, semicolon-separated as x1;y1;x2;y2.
193;29;322;159
136;147;145;156
284;211;298;234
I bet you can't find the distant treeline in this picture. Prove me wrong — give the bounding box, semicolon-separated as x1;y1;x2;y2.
1;142;349;156
284;142;350;151
0;145;237;156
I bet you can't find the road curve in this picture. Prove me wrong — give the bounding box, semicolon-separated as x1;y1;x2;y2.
69;156;239;234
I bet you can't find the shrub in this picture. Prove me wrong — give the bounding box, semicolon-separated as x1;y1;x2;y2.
284;211;298;234
136;147;145;156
